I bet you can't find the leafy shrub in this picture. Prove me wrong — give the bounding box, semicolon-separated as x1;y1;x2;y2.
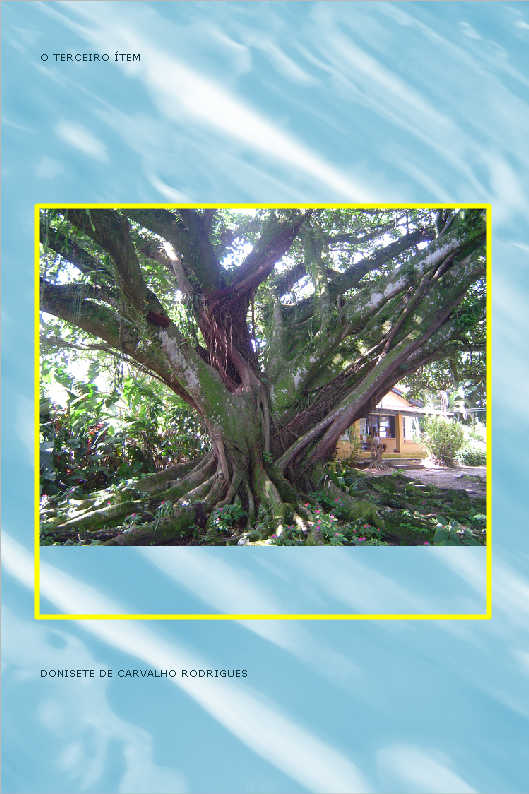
458;421;486;466
306;508;342;544
432;518;485;545
333;518;385;545
217;503;247;527
270;524;307;546
269;508;385;546
39;375;208;498
154;500;175;530
324;462;359;491
254;504;276;539
460;448;486;466
383;508;435;545
309;489;351;520
423;416;465;466
466;420;486;444
205;503;247;543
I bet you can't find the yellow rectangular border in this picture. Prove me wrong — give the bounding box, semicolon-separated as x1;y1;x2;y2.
34;203;492;621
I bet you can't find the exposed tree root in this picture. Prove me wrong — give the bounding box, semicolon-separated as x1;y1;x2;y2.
42;526;126;543
217;469;242;508
99;470;224;546
42;500;143;535
130;458;206;493
148;455;216;500
103;505;200;546
177;470;218;505
41;450;384;546
245;482;256;528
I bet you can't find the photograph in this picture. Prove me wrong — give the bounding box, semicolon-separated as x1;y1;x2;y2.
39;205;487;547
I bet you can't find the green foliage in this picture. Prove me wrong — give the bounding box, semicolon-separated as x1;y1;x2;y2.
305;508;386;546
460;448;486;466
253;503;277;540
323;462;364;492
123;512;142;528
306;507;341;544
433;518;484;546
268;506;387;546
153;500;175;530
402;350;486;415
308;489;351;520
344;426;363;464
205;503;247;543
423;415;465;466
458;421;486;466
269;524;307;546
214;503;247;527
466;420;486;443
305;462;486;546
40;371;208;499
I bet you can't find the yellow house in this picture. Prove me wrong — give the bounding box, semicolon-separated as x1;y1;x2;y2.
336;388;428;460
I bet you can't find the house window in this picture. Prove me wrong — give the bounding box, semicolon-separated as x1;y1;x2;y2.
367;414;395;438
403;415;420;440
378;415;396;438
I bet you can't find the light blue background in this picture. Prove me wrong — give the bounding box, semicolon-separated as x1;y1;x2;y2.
2;2;528;792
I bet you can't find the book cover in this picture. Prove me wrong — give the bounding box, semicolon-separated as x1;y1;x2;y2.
1;2;526;793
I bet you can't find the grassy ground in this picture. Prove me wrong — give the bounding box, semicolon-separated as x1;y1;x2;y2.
263;466;486;547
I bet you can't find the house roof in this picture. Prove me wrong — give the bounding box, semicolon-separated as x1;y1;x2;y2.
390;387;423;408
376;389;424;412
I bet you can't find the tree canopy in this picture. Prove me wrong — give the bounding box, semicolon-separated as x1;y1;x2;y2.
40;206;486;545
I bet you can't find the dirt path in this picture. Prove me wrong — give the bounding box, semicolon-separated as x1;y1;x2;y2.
364;463;486;498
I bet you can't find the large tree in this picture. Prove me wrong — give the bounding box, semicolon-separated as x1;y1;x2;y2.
40;206;486;544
